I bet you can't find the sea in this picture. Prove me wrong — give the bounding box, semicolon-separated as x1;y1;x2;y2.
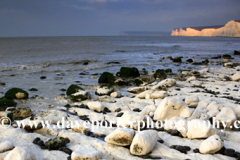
0;36;240;107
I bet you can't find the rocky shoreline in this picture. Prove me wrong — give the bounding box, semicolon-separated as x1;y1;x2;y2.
1;50;240;160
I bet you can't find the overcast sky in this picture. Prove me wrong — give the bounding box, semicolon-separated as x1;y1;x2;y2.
0;0;240;37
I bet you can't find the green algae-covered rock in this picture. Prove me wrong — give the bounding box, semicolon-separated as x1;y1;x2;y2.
134;79;143;86
4;88;29;99
45;137;70;150
98;72;115;84
120;67;140;78
0;98;17;111
13;107;31;118
172;57;182;63
66;85;84;96
69;91;91;102
153;69;167;80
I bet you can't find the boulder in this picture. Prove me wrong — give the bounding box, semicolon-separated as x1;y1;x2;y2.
207;110;219;118
130;130;158;155
153;97;192;121
110;91;122;98
71;149;103;160
98;72;115;84
151;83;167;91
187;119;218;139
4;146;36;160
160;78;176;87
153;69;167;80
136;90;153;99
0;141;14;153
199;135;224;154
139;105;157;116
187;76;196;82
87;102;104;112
4;88;29;99
135;75;155;85
231;72;240;81
19;116;44;130
13;107;31;118
66;84;84;96
185;96;199;108
95;84;114;96
118;110;146;130
105;128;135;146
151;91;168;99
127;86;146;94
45;137;70;150
234;50;240;55
119;67;140;78
164;116;188;138
206;102;222;111
224;62;234;68
215;107;237;128
0;99;16;111
70;91;91;101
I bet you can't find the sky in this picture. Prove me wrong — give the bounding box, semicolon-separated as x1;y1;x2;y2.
0;0;240;37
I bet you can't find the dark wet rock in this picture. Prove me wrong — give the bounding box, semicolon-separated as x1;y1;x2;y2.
79;115;89;121
175;88;181;91
165;68;172;73
202;59;209;64
103;107;111;113
135;75;155;85
83;62;88;65
186;59;193;63
98;134;106;139
40;145;48;149
222;54;232;59
37;140;44;146
116;112;124;117
133;108;141;112
192;62;203;65
59;147;72;155
4;88;29;99
216;146;226;154
171;130;180;136
67;156;71;160
155;127;164;132
153;69;167;80
40;76;46;79
115;108;121;112
193;148;199;153
98;72;115;84
60;88;66;92
29;88;38;91
33;137;41;144
84;131;92;136
66;84;84;96
134;79;143;86
157;139;164;143
70;91;91;102
0;82;6;86
0;98;17;111
79;104;89;109
12;107;31;118
79;72;87;75
64;104;71;108
224;148;235;157
234;50;240;55
119;67;140;78
106;61;120;65
171;145;191;154
45;137;70;150
235;152;240;159
172;57;182;63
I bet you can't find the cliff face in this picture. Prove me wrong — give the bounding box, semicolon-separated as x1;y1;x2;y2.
171;20;240;37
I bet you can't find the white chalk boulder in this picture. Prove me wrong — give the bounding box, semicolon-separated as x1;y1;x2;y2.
110;91;122;98
187;76;196;82
0;141;14;153
164;116;188;138
139;105;157;116
151;83;167;91
130;130;158;156
71;91;91;101
185;96;199;108
71;149;103;160
4;146;36;160
136;90;153;99
153;97;192;121
151;91;168;99
96;85;114;96
199;135;224;154
105;128;135;146
127;86;146;94
160;78;176;87
87;102;104;112
215;107;237;128
231;72;240;81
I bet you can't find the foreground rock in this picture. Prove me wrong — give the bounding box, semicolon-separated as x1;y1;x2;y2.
45;137;70;150
87;101;104;112
0;141;14;153
105;128;135;146
4;146;36;160
130;130;158;155
70;91;91;101
4;88;29;99
71;149;103;160
199;135;224;154
96;84;114;96
13;107;31;118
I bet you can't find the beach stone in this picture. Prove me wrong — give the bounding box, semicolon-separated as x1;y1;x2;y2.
231;72;240;81
87;102;104;112
199;135;223;154
96;84;114;96
135;75;155;84
206;102;221;111
160;78;176;87
151;83;167;91
71;149;103;160
0;141;14;153
187;119;218;139
4;88;29;99
153;69;167;80
19;116;44;130
105;128;135;146
136;90;153;99
127;86;146;94
110;91;122;98
151;91;168;99
0;99;17;111
66;84;84;96
164;116;188;138
59;147;72;155
191;81;202;87
207;110;219;118
153;97;192;121
45;137;70;150
224;148;236;157
139;105;157;116
12;107;31;118
215;107;237;128
130;130;158;156
185;96;199;107
70;91;91;101
119;67;140;78
118;110;146;130
186;76;196;82
224;62;234;68
199;113;209;120
4;146;36;160
98;72;115;84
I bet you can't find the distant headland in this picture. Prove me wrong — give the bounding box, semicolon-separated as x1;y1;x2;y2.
120;31;170;36
171;20;240;37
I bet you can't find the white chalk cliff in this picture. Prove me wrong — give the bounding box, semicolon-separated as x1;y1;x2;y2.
171;20;240;37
